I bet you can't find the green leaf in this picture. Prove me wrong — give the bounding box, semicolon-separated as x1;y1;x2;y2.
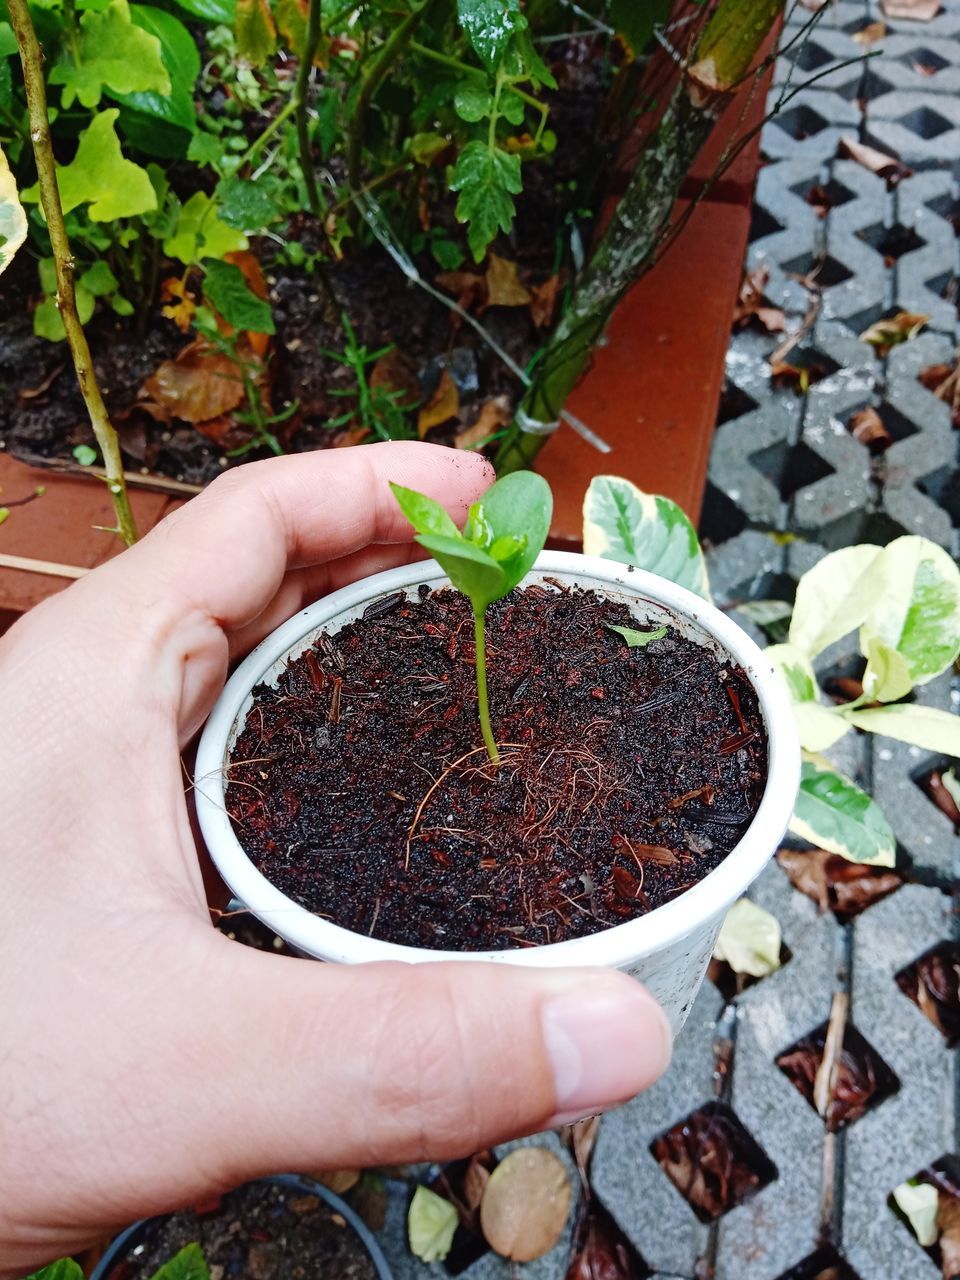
315;87;339;160
610;0;670;54
163;190;247;264
35;285;95;339
187;132;222;166
713;898;782;977
150;1244;210;1280
0;140;26;278
456;0;523;69
792;702;848;752
582;475;710;599
735;599;792;628
389;483;461;540
408;1186;459;1264
788;544;882;659
0;20;17;55
465;471;551;593
21;1262;86;1280
843;704;960;756
416;532;506;609
454;82;492;123
49;0;170;108
858;536;960;685
430;233;464;271
765;642;817;703
23;109;158;220
112;5;198;136
214;175;278;230
449;140;522;263
77;259;118;296
166;0;234;23
235;0;275;65
501;89;524;126
789;759;896;866
202;257;274;333
892;1181;939;1248
604;623;668;648
861;636;912;703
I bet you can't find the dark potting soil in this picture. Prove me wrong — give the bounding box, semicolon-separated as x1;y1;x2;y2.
225;583;768;951
109;1181;377;1280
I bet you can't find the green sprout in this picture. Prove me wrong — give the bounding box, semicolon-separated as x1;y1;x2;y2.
390;473;553;763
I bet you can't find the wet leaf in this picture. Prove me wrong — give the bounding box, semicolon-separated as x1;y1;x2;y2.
485;252;531;307
24;109;157;221
789;758;896;865
777;845;903;917
417;368;460;437
839;136;913;188
859;310;928;355
435;268;486;311
848;406;892;451
408;1185;458;1264
566;1196;647;1280
48;0;170;108
604;623;667;648
202;258;274;335
893;1180;939;1247
713;899;782;977
480;1148;571;1262
651;1104;771;1222
143;341;245;423
235;0;276;65
0;141;26;278
852;20;886;42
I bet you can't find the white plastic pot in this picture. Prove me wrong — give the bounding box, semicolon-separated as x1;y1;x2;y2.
195;551;799;1031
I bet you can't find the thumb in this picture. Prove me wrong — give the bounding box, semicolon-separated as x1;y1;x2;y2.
190;946;672;1182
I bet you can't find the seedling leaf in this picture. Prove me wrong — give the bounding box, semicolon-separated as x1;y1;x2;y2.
389;482;461;539
21;1263;85;1280
151;1244;210;1280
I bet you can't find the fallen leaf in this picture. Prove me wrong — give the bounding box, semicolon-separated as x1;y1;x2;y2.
881;0;940;17
485;253;531;307
892;1180;939;1247
852;20;887;42
566;1197;647;1280
770;360;812;393
651;1106;769;1222
938;1191;960;1278
194;414;248;447
859;310;929;355
839;137;913;188
776;1018;887;1132
455;394;512;450
565;1115;601;1188
160;275;196;333
435;269;486;312
912;57;940;75
529;274;561;328
713;899;782;978
369;347;420;405
480;1148;571;1262
332;425;372;447
463;1155;492;1214
805;184;838;219
776;846;903;918
312;1170;361;1195
734;266;786;333
417;368;459;437
896;946;960;1044
848;405;893;451
349;1173;388;1233
408;1186;458;1264
919;361;953;390
919;360;960;425
143;341;245;423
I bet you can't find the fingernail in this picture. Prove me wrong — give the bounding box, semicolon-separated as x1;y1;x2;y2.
542;980;672;1120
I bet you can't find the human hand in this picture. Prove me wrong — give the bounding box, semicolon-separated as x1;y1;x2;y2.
0;442;670;1276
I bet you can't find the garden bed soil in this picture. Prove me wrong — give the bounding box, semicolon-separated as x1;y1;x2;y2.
225;581;767;952
104;1181;377;1280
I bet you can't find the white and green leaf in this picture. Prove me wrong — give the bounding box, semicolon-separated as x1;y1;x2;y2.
713;899;782;978
765;643;847;751
408;1185;459;1264
861;636;912;703
582;475;710;599
892;1181;939;1248
789;758;896;866
843;703;960;756
0;140;26;278
788;544;882;659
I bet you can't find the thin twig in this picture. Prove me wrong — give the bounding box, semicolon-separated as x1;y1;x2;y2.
814;990;849;1120
295;0;324;217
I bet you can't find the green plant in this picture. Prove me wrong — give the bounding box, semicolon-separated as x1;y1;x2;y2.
581;474;960;868
321;317;417;441
25;1242;209;1280
390;471;552;762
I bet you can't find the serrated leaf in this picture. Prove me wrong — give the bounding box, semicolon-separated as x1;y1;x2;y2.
235;0;275;66
150;1243;210;1280
164;190;247;264
49;0;170;108
202;257;274;333
857;536;960;685
408;1185;458;1263
0;140;26;278
892;1181;939;1248
582;475;710;599
214;175;278;230
788;544;883;659
21;1261;86;1280
861;636;912;703
789;759;895;866
22;109;158;220
844;703;960;755
450;140;522;263
456;0;523;69
713;898;782;977
605;623;667;648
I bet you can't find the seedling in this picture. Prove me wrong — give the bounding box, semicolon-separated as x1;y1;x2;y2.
390;473;552;763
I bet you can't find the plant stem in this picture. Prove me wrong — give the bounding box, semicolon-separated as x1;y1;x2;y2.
295;0;324;217
8;0;138;546
494;0;784;475
241;97;297;171
473;604;500;764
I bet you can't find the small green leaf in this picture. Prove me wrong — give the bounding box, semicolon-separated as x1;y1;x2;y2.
72;444;98;465
35;285;95;340
26;109;158;221
604;623;667;648
416;532;506;609
0;21;16;56
202;258;274;333
0;140;26;278
150;1243;210;1280
788;544;882;659
235;0;276;65
0;507;8;525
49;0;170;108
892;1181;939;1248
21;1261;86;1280
465;472;551;593
766;642;817;703
164;190;247;264
455;0;523;69
789;759;895;866
582;475;710;599
78;259;118;296
408;1185;459;1264
713;899;782;977
861;636;912;703
843;704;960;756
214;175;278;230
454;82;492;123
449;140;522;263
187;131;223;166
389;483;461;539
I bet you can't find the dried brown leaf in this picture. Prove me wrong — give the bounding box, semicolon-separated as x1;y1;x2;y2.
463;1155;491;1213
776;846;903;918
455;394;512;450
529;274;561;328
485;253;532;307
332;426;372;447
417;368;460;438
852;20;887;43
566;1197;646;1280
369;347;419;405
734;266;786;333
859;310;929;355
143;342;245;423
435;269;486;312
939;1193;960;1279
881;0;940;17
848;405;893;450
160;275;196;334
312;1169;361;1195
839;136;913;188
480;1148;571;1262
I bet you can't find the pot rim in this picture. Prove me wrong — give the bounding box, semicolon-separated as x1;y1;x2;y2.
88;1174;393;1280
195;550;800;969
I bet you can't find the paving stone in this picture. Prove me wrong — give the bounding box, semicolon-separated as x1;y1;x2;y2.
784;1;871;32
865;33;960;97
865;90;960;167
763;90;862;162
